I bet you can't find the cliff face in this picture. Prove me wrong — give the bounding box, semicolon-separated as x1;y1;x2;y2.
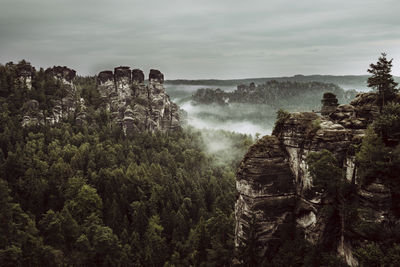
235;93;388;266
235;136;296;257
97;66;181;133
19;61;182;132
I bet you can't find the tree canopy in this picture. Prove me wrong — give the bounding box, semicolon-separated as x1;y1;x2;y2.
367;53;398;108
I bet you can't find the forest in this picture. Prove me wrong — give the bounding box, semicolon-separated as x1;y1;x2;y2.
0;62;252;266
178;81;358;136
1;54;400;266
166;74;400;91
191;81;357;110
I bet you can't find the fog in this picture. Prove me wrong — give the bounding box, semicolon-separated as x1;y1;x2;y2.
165;81;365;138
181;101;273;136
197;128;253;166
165;84;281;137
164;84;237;104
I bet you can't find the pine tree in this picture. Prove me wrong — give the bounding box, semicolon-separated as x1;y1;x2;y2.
367;53;398;109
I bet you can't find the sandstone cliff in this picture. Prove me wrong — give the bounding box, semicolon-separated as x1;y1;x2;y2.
97;66;181;133
17;61;182;132
235;92;388;266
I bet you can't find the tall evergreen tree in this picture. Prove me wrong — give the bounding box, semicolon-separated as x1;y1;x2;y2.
367;53;398;109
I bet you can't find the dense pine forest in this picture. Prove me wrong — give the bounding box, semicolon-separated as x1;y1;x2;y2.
1;54;400;267
0;62;252;266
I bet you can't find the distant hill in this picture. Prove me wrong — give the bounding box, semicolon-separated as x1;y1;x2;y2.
191;80;358;110
166;74;400;91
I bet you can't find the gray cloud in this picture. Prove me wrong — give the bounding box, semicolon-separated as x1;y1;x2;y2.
0;0;399;78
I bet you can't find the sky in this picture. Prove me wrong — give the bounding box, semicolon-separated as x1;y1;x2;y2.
1;0;399;79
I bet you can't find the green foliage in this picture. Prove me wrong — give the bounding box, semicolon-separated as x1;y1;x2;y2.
367;53;399;108
192;80;354;110
306;149;343;196
355;242;384;267
373;102;400;140
272;108;290;135
0;61;250;265
75;76;100;108
0;68;245;266
356;127;390;185
307;149;360;256
4;58;400;266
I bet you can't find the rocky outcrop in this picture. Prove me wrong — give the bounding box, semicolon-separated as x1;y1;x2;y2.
149;69;164;84
45;66;86;124
22;99;44;126
321;92;339;115
235;136;296;256
132;69;145;84
18;61;181;132
45;66;76;85
328;92;380;130
16;61;35;90
96;67;181;133
235;93;388;266
114;66;132;99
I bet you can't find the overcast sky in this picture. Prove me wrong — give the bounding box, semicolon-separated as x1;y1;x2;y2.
1;0;399;79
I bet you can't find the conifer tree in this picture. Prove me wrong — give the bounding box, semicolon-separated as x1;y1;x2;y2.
367;53;398;109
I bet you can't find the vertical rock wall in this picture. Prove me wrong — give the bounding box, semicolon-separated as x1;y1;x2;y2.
235;136;296;256
235;93;389;266
96;67;181;133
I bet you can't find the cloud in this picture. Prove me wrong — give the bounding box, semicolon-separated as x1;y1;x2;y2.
1;0;399;78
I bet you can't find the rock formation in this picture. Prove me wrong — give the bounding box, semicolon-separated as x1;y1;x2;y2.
329;92;379;130
235;136;296;257
18;61;181;132
16;61;35;90
321;92;339;115
96;66;181;133
235;92;386;266
44;66;86;124
22;99;44;127
132;69;145;84
45;66;76;85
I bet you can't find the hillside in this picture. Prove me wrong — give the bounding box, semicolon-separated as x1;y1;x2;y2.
167;74;400;91
192;80;358;110
0;60;252;266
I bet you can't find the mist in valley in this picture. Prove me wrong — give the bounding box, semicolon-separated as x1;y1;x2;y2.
180;101;275;135
165;80;362;138
165;83;275;137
